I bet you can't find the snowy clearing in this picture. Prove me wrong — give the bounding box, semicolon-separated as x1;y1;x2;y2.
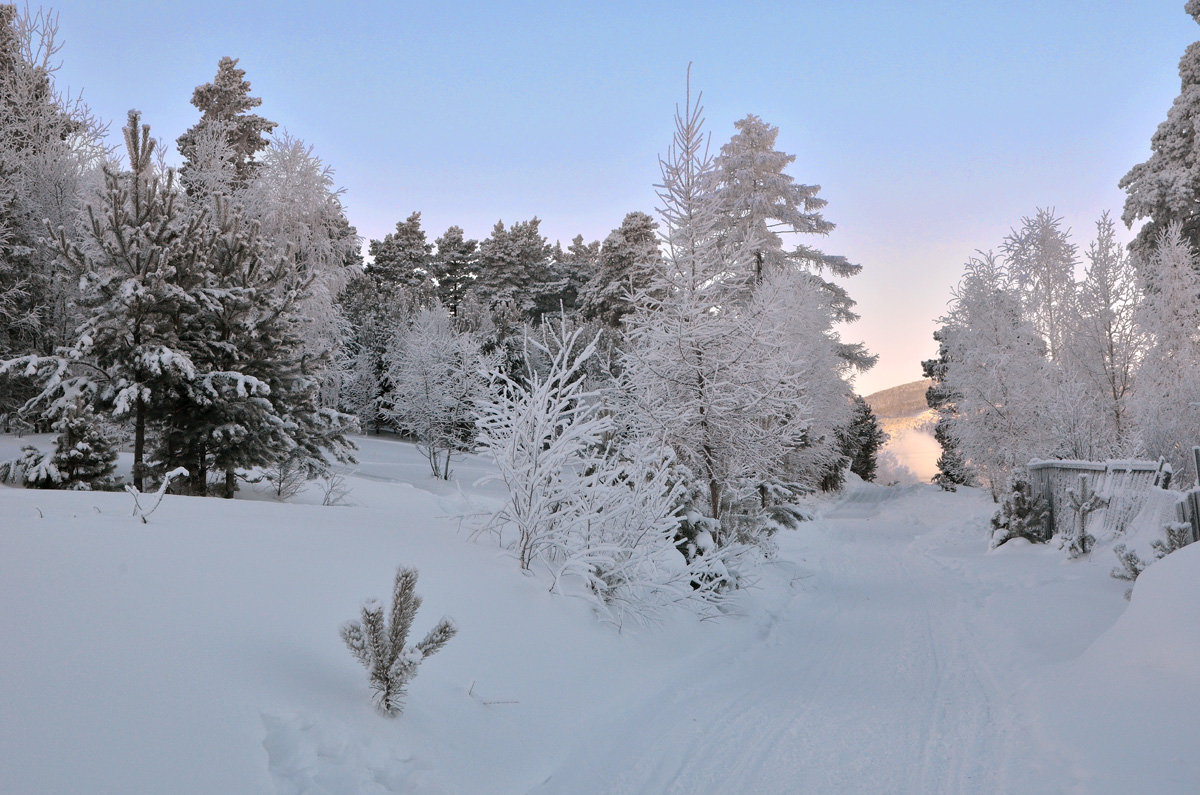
2;434;1198;793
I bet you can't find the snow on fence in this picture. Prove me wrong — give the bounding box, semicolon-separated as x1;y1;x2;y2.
1026;457;1189;543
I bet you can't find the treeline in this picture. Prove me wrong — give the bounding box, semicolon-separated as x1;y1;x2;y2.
0;6;890;611
0;10;356;496
925;2;1200;498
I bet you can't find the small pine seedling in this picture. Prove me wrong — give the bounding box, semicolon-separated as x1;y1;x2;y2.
340;567;456;716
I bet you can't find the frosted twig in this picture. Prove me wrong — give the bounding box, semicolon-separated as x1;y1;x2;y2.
124;467;188;523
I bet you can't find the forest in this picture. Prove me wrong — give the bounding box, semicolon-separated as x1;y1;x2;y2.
4;4;1200;790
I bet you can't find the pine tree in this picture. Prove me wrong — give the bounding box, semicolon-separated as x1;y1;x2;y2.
429;225;477;317
47;402;119;490
340;566;456;717
369;211;433;300
621;75;845;540
57;111;204;491
841;395;887;482
155;196;355;497
177;56;277;187
1120;1;1200;258
989;468;1050;548
540;234;598;317
580;211;661;328
472;218;553;317
922;329;973;490
712;113;873;371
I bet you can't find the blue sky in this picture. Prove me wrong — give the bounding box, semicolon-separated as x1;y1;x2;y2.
40;1;1198;394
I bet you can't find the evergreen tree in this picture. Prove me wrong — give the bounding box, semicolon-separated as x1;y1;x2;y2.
541;234;598;317
841;395;887;482
581;211;661;328
369;211;433;300
1120;1;1200;258
922;330;973;490
429;225;477;317
713;113;874;372
155;196;355;497
57;111;204;491
989;467;1051;548
472;218;553;317
177;56;276;186
621;76;848;542
47;402;119;490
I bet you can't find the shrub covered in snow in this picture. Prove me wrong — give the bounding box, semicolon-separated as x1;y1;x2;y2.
1111;521;1196;599
990;468;1051;548
340;567;456;717
47;405;120;490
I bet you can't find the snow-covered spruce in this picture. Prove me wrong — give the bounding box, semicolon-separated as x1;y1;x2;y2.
340;567;456;717
990;467;1050;548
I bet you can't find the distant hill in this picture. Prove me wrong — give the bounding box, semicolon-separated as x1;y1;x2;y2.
864;379;933;419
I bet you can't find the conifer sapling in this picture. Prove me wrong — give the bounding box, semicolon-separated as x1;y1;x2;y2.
340;567;456;716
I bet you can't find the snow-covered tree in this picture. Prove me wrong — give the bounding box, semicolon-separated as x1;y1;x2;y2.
476;324;611;571
938;252;1054;496
429;225;477;317
580;211;661;328
383;305;489;479
176;56;276;187
541;234;598;317
0;4;105;416
1120;1;1200;258
712;113;873;371
1130;223;1200;483
239;131;361;392
472;218;553;317
46;402;119;490
340;566;456;717
152;194;355;497
621;79;845;543
54;111;203;491
1001;208;1078;361
841;395;888;483
1065;212;1143;451
369;211;432;300
476;321;731;617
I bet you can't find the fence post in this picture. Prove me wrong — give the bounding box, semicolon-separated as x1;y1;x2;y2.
1190;447;1200;544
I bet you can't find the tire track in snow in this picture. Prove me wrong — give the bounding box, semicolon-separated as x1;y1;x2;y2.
540;483;1024;793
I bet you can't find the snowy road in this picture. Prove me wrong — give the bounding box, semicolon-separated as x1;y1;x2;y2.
540;482;1075;793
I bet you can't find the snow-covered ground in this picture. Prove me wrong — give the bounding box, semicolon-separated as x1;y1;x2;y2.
2;434;1199;793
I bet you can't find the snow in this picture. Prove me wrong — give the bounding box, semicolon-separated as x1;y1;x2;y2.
3;435;1199;792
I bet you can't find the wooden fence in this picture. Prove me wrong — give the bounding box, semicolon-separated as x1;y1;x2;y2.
1026;456;1198;543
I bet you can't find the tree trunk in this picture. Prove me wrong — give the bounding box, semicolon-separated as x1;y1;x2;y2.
223;469;236;499
133;393;145;492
